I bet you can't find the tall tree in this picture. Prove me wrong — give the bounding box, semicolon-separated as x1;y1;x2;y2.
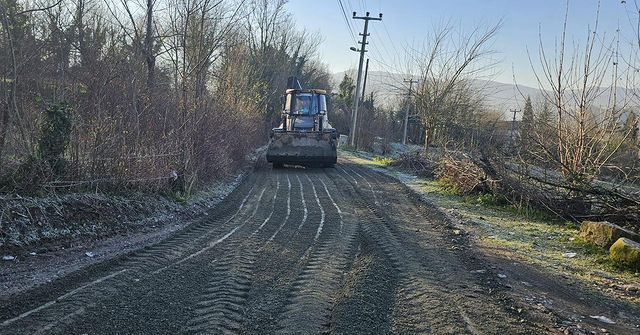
338;73;354;102
520;96;534;150
413;22;500;150
531;1;632;184
624;112;638;145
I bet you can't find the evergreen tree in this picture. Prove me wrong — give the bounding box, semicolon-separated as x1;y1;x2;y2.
536;102;553;128
522;96;534;130
624;112;638;144
338;74;355;103
519;96;534;150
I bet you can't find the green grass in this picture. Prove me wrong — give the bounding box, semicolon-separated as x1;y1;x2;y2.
433;177;461;195
170;191;189;204
372;155;394;166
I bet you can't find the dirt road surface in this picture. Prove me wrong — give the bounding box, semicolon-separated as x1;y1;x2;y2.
1;159;635;334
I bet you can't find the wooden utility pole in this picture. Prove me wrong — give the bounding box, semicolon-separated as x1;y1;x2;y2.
509;109;521;145
361;58;370;101
350;12;382;147
402;78;417;145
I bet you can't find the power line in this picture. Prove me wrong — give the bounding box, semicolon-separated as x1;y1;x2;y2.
382;20;403;67
369;53;404;74
337;0;358;44
343;0;359;36
370;24;396;68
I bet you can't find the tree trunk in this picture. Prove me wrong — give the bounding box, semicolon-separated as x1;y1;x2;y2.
424;126;432;152
0;7;30;156
144;0;155;90
0;102;8;163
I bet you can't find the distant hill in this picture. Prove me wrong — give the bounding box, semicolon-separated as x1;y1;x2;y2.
331;70;633;120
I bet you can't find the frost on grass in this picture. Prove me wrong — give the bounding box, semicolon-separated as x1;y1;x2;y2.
340;150;640;305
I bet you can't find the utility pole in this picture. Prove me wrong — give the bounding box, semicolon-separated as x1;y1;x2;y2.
509;109;521;145
402;78;417;145
350;11;382;147
361;58;370;102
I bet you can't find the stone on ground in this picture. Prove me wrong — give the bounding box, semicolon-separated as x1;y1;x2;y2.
579;221;639;248
609;238;640;269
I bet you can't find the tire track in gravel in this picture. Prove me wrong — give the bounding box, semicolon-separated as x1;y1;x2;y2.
0;173;266;334
333;163;474;332
339;164;378;205
293;174;308;234
326;165;398;333
184;173;284;334
60;173;280;335
185;243;254;334
275;170;358;335
250;174;281;237
334;160;537;334
262;174;292;248
299;174;326;260
126;174;263;274
240;169;321;334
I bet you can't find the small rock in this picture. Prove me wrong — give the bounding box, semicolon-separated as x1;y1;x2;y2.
2;255;15;261
453;229;462;235
85;251;95;258
563;252;577;258
609;238;640;269
579;221;639;248
29;252;37;256
589;315;615;324
498;273;507;279
471;269;486;274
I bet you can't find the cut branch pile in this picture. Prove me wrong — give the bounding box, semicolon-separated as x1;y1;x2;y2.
433;155;499;195
390;152;436;178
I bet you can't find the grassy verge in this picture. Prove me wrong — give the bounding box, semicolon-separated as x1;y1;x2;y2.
342;149;640;304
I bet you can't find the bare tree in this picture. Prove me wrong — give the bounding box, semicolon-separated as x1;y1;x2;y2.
530;1;635;185
412;22;501;150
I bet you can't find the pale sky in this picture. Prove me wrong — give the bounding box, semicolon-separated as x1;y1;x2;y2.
285;0;637;88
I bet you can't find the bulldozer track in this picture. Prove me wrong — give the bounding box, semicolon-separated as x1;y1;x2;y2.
1;160;542;335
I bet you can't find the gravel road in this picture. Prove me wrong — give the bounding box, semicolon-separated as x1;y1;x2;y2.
0;160;550;334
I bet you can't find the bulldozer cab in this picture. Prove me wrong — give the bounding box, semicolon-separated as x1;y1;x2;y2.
285;90;327;115
282;89;329;132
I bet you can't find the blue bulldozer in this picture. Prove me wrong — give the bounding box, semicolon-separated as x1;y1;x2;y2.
266;77;338;168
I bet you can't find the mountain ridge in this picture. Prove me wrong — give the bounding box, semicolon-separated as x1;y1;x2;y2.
330;70;632;120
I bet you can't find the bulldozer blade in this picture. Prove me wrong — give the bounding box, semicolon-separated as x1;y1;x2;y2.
266;132;337;167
